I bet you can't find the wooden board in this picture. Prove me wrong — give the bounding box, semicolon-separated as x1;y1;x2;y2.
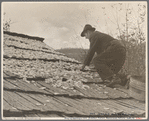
3;99;17;111
4;91;33;110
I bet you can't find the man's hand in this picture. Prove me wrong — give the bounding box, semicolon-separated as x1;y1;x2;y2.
80;64;86;71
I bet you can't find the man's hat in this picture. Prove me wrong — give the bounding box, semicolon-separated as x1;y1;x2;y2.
81;24;96;37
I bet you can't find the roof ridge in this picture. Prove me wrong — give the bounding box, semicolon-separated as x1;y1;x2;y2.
3;31;44;42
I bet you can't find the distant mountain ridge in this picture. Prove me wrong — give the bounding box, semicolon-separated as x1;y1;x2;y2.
56;48;89;62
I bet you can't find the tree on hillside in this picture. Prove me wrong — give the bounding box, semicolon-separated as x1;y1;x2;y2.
3;12;11;31
3;12;17;31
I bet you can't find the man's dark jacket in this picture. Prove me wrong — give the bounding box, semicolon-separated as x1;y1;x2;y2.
84;31;125;66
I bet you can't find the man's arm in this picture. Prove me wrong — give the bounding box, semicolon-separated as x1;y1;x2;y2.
83;35;99;66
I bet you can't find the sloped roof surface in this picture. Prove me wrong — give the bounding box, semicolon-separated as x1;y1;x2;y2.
3;32;146;119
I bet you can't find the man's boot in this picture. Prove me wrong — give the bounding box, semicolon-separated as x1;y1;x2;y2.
106;74;121;87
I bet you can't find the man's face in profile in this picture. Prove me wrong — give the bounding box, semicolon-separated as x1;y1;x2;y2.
84;31;90;39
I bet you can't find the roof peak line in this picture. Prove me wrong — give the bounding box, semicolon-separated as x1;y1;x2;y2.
3;31;44;42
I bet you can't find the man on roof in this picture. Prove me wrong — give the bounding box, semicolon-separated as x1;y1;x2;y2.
80;24;126;87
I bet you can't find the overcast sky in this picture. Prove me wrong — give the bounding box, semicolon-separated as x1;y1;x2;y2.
2;2;147;49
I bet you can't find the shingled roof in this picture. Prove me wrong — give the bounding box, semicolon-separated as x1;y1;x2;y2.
3;31;146;119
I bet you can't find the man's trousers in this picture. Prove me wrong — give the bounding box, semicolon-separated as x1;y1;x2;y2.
93;43;126;81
